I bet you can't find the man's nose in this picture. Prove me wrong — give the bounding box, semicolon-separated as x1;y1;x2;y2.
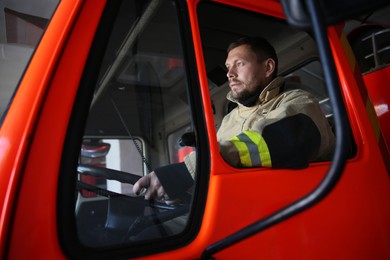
227;67;236;79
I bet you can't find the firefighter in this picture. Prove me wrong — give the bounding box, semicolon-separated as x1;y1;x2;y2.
133;37;335;203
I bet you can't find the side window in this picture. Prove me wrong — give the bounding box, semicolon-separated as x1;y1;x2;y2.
0;0;60;123
62;0;201;255
198;2;339;169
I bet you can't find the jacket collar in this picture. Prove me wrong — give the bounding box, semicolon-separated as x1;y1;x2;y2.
227;76;285;106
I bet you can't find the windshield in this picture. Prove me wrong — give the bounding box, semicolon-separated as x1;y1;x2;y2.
73;0;197;248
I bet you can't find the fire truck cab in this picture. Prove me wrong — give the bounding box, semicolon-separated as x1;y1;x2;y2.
0;0;389;259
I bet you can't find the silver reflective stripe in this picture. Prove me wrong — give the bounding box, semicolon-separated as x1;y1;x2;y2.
236;132;261;166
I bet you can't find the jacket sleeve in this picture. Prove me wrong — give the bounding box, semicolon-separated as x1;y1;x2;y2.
219;90;335;168
153;151;197;199
154;162;194;199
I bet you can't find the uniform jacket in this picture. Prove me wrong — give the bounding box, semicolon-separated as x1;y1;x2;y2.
158;76;335;198
184;76;335;176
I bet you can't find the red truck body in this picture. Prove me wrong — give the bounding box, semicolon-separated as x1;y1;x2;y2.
0;0;389;259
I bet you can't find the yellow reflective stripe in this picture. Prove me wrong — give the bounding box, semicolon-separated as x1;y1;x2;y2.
230;131;272;167
244;130;272;167
230;136;252;167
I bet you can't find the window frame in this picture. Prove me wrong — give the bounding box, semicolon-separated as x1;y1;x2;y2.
57;0;209;258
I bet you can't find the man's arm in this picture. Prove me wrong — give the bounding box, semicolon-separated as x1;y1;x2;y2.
219;90;335;168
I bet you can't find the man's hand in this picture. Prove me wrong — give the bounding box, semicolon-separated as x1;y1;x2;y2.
133;171;167;200
133;171;181;205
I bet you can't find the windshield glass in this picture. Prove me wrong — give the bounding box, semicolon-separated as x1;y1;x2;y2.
74;0;196;247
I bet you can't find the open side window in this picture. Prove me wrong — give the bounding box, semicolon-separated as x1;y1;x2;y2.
198;2;356;168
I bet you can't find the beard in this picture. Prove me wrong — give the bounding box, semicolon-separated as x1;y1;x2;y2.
230;80;261;103
231;88;253;103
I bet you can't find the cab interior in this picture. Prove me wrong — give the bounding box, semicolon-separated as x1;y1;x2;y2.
73;1;338;248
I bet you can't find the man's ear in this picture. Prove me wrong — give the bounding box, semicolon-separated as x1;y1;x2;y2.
264;58;276;78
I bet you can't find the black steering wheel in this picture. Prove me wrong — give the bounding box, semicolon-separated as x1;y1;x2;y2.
76;164;189;245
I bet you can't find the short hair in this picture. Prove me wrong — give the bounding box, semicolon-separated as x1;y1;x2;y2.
227;36;278;78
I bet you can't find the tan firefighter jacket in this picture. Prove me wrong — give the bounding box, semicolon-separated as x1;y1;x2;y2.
184;76;335;178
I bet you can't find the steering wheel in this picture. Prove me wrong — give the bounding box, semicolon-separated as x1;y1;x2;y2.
76;164;189;244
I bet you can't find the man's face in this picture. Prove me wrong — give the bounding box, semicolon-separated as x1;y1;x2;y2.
225;44;271;102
